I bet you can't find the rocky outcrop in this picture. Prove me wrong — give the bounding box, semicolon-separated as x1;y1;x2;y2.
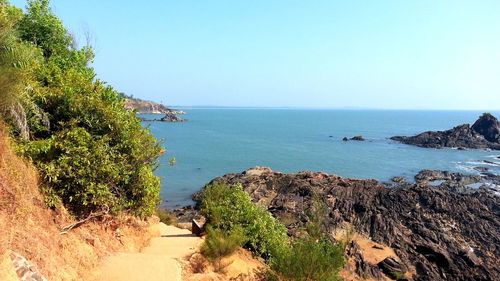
202;167;500;281
343;135;365;141
124;97;186;122
124;98;184;115
391;113;500;150
472;113;500;143
160;111;185;122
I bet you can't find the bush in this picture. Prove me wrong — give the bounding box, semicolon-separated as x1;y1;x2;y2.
200;183;289;259
269;237;345;281
201;226;246;272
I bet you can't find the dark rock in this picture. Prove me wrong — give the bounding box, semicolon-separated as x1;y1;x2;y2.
346;241;385;280
378;257;407;280
391;176;407;184
343;135;365;141
473;166;489;173
160;111;185;122
202;167;500;281
391;113;500;150
351;135;365;141
472;113;500;143
172;205;200;223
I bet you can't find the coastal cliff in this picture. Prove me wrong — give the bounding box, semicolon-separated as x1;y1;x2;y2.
123;96;186;122
190;167;500;281
391;113;500;150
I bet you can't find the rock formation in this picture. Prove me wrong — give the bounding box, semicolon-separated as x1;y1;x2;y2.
123;97;186;122
391;113;500;150
198;167;500;281
471;113;500;143
160;111;185;122
343;135;365;141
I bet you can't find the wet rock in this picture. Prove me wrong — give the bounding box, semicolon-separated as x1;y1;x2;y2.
391;113;500;150
350;135;365;141
473;166;489;173
343;135;365;141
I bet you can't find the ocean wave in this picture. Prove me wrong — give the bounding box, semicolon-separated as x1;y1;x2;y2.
466;161;499;167
454;163;478;173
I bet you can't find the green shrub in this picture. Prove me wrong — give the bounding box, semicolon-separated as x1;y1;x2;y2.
201;226;246;272
270;237;345;281
200;183;290;259
156;208;177;225
201;183;345;280
269;192;345;281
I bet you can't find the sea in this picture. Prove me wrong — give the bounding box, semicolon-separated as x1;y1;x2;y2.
141;109;500;208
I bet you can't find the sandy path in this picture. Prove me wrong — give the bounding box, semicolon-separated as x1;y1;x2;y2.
92;223;201;281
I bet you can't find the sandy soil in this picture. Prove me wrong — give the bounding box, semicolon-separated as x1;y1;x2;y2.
91;223;202;281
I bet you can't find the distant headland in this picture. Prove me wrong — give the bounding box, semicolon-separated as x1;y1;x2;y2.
121;94;186;122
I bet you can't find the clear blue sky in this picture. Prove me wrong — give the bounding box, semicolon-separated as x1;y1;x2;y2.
11;0;500;109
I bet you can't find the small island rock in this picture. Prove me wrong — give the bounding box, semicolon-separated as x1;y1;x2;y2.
391;113;500;150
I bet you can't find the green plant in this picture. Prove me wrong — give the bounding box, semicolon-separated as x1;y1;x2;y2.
267;193;345;281
156;208;177;225
0;0;162;218
305;192;330;240
200;183;290;259
269;237;345;281
201;226;246;272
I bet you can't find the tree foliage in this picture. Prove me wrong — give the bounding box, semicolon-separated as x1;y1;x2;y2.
0;0;161;217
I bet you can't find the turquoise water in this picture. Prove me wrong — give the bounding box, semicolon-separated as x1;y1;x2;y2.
143;109;500;208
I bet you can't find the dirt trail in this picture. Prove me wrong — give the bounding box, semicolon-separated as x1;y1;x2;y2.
91;223;201;281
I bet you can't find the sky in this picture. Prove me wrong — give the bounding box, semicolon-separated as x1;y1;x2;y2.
10;0;500;109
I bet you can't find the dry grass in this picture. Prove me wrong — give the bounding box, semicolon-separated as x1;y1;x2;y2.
0;122;157;280
184;248;266;281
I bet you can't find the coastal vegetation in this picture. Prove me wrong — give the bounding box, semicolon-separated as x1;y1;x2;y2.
0;0;161;217
200;183;345;280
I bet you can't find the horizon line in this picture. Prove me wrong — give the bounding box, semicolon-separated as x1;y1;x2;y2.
163;105;500;111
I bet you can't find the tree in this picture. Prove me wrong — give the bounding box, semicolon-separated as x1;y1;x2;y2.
17;0;72;58
0;1;43;139
1;0;162;217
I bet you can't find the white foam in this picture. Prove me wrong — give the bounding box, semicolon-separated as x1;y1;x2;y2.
466;161;499;167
